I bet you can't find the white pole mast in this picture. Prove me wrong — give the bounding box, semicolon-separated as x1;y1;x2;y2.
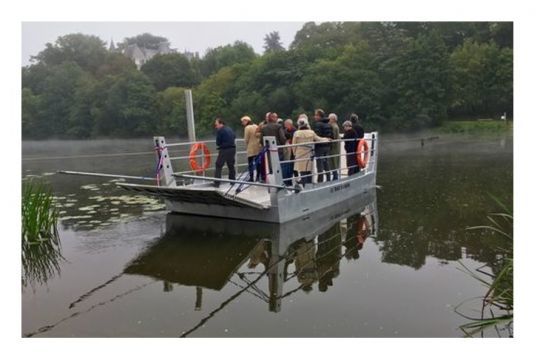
185;89;196;142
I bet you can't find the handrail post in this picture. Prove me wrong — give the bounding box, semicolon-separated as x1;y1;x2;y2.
263;136;283;192
154;136;176;188
371;132;378;177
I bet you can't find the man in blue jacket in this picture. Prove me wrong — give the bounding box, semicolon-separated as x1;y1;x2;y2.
214;117;236;187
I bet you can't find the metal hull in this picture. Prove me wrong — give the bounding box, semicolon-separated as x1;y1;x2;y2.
164;170;376;223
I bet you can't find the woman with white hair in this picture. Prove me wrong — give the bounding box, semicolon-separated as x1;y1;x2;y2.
291;117;329;185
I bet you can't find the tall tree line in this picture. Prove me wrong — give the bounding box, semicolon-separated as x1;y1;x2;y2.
22;22;512;139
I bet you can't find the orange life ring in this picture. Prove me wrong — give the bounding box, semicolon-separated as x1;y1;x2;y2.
356;138;370;169
189;142;211;173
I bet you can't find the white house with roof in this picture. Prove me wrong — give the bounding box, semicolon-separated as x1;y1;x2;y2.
109;40;176;70
109;39;198;70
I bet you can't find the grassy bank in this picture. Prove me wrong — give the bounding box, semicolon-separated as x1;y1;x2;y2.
434;119;513;135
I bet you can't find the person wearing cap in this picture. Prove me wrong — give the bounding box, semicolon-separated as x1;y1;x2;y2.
342;120;359;175
241;115;261;182
328;113;340;181
292;117;329;185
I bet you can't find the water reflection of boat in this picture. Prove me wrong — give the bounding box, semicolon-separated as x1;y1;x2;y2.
123;188;378;315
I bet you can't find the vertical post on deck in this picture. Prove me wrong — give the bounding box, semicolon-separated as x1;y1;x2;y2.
154;136;176;188
185;89;196;143
263;136;283;187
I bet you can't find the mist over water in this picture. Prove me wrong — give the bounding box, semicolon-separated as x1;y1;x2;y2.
21;133;513;337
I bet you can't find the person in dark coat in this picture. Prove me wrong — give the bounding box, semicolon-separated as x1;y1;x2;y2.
260;115;287;181
213;117;236;187
312;109;334;183
260;115;287;152
342;121;359;176
350;113;364;139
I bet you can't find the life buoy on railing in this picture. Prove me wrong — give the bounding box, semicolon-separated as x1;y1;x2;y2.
189;142;211;173
356;138;370;169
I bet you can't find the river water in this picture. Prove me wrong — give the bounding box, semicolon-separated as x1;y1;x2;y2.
21;134;513;337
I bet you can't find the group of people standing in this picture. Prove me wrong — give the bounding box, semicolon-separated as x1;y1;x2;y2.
212;109;365;187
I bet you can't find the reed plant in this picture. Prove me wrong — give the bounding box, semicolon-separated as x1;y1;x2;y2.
22;180;59;243
456;196;513;337
22;180;62;287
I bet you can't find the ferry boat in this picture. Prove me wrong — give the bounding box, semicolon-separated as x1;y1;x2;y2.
112;132;379;223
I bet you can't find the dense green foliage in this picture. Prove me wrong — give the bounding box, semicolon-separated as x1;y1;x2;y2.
22;22;513;139
117;33;169;51
141;53;198;90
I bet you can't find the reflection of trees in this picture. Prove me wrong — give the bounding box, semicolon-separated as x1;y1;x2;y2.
375;145;512;270
376;230;428;269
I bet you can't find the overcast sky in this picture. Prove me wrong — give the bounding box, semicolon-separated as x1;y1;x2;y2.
21;22;305;65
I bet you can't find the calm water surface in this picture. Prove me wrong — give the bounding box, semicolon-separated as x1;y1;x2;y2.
21;134;513;337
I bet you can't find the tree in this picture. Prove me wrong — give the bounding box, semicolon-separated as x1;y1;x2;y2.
389;30;451;129
141;53;198;91
22;62;50;94
22;88;42;138
96;70;158;136
198;41;256;78
289;22;356;61
156;87;188;136
96;52;137;78
67;74;98;138
37;62;88;137
263;31;285;53
293;43;383;126
193;65;245;134
119;33;169;50
449;39;513;117
32;33;107;73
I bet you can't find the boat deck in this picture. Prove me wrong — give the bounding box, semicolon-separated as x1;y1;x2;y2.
118;180;272;210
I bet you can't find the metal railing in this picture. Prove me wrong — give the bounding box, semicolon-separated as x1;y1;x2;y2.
276;138;356;149
276;134;377;186
165;138;250;177
158;133;376;187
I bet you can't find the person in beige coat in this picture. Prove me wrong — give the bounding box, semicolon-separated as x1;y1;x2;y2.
328;113;341;181
241;115;262;182
292;117;328;185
